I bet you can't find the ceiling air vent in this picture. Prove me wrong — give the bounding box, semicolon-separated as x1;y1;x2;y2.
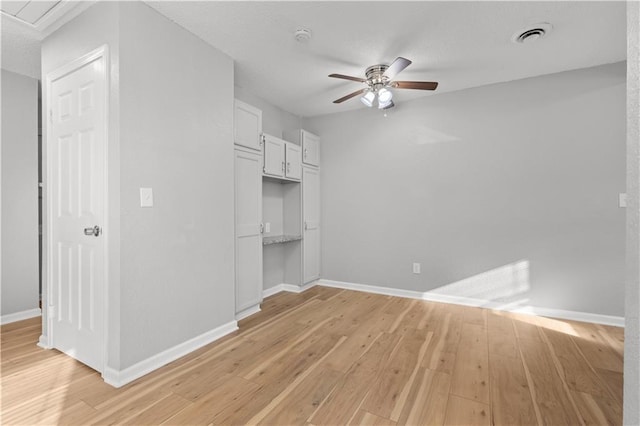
294;28;312;43
512;23;553;44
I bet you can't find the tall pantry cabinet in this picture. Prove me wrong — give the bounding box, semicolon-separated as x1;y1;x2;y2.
234;100;321;320
233;101;263;319
284;130;321;284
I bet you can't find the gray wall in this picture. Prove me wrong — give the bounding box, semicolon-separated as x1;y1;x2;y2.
118;2;235;369
305;62;626;317
1;69;39;318
263;181;286;288
624;1;640;422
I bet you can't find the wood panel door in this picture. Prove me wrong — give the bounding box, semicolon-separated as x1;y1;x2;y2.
302;166;320;283
47;46;108;372
235;148;263;315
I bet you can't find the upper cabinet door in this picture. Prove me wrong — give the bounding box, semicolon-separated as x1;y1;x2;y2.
234;100;262;151
285;143;302;181
263;134;285;177
301;130;320;166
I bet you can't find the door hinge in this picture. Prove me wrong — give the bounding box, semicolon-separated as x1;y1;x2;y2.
260;134;265;146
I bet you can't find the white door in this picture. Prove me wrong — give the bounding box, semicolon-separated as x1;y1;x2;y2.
263;134;284;178
235;149;263;314
303;166;320;283
234;100;262;151
285;143;302;181
302;130;320;167
48;47;107;372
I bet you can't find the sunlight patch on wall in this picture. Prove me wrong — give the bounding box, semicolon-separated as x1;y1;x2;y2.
429;260;530;302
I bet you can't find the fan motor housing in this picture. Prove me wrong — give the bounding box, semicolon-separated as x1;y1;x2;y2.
365;64;389;87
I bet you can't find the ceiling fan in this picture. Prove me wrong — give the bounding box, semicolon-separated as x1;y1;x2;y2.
329;57;438;110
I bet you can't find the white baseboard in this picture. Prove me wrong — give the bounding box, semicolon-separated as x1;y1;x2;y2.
236;305;261;321
318;279;625;327
37;334;52;349
103;320;238;388
263;281;319;299
263;284;286;298
1;308;41;325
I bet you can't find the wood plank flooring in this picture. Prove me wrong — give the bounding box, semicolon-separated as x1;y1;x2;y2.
0;287;624;425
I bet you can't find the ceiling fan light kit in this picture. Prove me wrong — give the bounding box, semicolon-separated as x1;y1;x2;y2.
360;90;375;107
329;56;439;110
377;87;392;103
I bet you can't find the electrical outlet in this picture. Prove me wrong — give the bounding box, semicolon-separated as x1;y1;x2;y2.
265;222;271;233
413;263;421;274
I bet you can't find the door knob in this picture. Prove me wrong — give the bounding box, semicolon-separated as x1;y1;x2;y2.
84;225;101;237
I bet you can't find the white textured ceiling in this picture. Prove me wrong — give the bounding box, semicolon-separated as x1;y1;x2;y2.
0;0;94;78
1;2;60;25
1;13;41;78
1;1;626;116
147;1;626;117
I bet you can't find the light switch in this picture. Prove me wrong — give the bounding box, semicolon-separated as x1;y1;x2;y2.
619;193;627;208
140;188;153;207
265;222;271;233
413;263;421;274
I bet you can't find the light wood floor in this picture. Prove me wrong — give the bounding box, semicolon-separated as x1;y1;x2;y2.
1;287;624;425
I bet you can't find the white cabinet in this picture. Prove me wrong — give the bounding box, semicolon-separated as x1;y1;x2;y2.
302;131;320;167
234;99;262;151
263;134;284;177
234;148;263;318
285;143;302;180
234;102;321;316
302;166;320;283
262;133;301;181
284;129;320;167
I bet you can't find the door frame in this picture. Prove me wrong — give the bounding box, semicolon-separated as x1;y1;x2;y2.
41;45;110;375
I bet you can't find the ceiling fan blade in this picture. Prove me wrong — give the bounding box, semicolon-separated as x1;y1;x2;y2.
333;88;367;104
383;57;412;80
393;81;439;90
329;73;366;83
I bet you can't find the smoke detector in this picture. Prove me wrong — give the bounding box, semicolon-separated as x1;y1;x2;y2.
294;28;312;43
512;23;552;44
